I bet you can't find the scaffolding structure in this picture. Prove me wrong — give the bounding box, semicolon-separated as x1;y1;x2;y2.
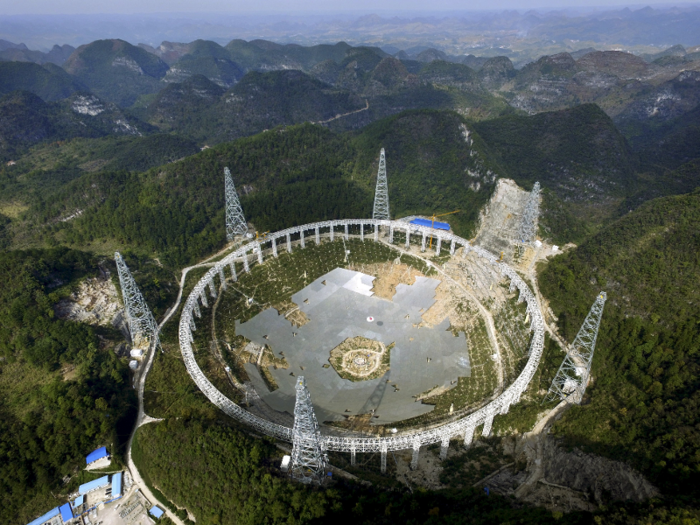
517;182;540;244
545;292;607;404
289;376;328;484
115;252;160;352
225;167;248;242
372;148;390;220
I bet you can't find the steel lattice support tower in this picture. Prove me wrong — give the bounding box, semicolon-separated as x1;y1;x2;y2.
518;182;540;244
372;148;390;220
115;252;161;352
225;167;247;242
545;292;607;403
289;376;327;484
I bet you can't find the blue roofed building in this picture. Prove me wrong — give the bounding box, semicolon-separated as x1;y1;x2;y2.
149;506;165;519
85;446;110;469
26;507;59;525
111;472;123;499
78;475;110;495
409;218;451;230
59;503;73;523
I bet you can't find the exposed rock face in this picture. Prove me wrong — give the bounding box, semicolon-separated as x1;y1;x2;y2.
54;275;122;326
71;94;105;116
540;438;659;504
486;435;659;513
111;56;144;74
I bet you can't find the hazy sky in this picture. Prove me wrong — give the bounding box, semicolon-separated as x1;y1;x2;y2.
2;1;698;15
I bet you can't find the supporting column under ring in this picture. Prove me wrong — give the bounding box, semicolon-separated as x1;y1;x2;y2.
411;441;420;470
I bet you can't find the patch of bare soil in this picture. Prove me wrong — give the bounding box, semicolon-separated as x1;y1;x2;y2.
54;276;121;326
356;262;426;301
228;338;290;391
61;364;79;381
273;300;310;328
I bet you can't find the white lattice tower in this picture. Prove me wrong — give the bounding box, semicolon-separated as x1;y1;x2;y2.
372;148;390;220
290;376;327;484
517;182;540;244
225;167;247;242
115;252;160;352
545;291;607;403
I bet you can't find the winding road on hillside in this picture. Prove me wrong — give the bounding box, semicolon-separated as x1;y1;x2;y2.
125;242;242;525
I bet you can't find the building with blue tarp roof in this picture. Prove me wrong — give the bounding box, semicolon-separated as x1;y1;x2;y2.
59;503;73;523
79;475;110;495
111;472;122;498
72;495;83;508
26;506;59;525
85;446;109;465
409;218;451;230
149;506;165;519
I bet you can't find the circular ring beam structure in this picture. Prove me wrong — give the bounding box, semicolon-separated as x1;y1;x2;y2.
178;219;545;453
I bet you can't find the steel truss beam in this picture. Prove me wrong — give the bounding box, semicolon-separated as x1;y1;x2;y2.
225;167;248;242
290;377;328;484
372;149;390;220
545;292;607;404
115;252;160;352
517;182;540;245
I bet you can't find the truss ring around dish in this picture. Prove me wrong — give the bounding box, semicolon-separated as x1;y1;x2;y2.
178;219;545;454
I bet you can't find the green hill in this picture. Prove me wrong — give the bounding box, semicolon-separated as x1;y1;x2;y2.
473;104;640;241
144;70;366;144
225;39;357;72
63;39;169;107
627;104;700;171
0;61;84;102
18;110;497;267
0;90;151;162
0;248;137;523
539;189;700;498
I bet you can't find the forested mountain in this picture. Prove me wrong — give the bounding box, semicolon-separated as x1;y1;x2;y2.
474;104;638;237
0;90;150;161
8;111;497;267
0;61;85;102
63;39;169;107
539;189;700;499
0;248;138;523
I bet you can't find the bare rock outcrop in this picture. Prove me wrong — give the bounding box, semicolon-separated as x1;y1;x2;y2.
54;275;122;327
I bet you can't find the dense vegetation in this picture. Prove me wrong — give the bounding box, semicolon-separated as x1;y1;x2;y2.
134;418;589;525
0;248;136;523
0;61;84;102
12;111;496;267
539;189;700;498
